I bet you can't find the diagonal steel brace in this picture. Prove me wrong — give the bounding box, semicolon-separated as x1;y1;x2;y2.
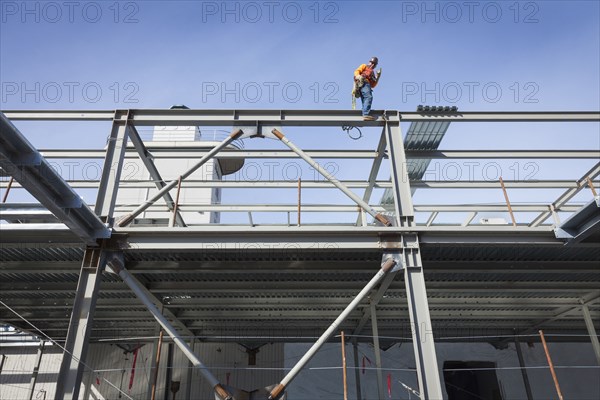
268;256;397;400
271;128;391;226
117;129;244;227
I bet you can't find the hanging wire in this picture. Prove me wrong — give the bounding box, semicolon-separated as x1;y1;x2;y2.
341;125;362;140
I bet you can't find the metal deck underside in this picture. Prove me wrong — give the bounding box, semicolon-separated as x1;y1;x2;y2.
1;229;598;344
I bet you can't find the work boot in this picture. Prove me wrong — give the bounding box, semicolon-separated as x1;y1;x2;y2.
363;115;375;121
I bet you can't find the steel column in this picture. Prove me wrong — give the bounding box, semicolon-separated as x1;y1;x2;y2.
55;248;107;400
95;110;130;221
514;335;534;400
370;302;385;400
581;302;600;365
27;341;45;400
385;114;443;399
403;247;443;400
384;116;415;222
353;342;362;400
184;339;194;400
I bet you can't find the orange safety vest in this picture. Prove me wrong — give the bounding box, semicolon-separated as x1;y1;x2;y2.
354;64;378;88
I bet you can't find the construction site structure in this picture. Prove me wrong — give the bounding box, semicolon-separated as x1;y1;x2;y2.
0;108;599;399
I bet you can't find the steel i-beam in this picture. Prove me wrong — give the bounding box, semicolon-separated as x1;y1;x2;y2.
0;112;109;244
55;248;107;400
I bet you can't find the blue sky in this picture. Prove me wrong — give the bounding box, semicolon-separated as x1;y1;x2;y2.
1;1;599;224
2;1;599;111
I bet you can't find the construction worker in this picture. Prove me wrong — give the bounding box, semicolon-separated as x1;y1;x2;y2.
354;57;382;121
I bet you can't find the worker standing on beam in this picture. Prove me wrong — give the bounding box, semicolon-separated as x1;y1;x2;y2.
354;57;382;121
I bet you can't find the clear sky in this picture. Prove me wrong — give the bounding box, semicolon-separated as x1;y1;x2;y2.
1;0;599;224
2;0;599;111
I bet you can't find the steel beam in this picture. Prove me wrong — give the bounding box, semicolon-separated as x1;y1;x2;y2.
100;202;585;214
4;109;599;123
29;148;600;160
0;113;109;245
405;150;600;159
4;178;593;190
554;196;600;244
55;248;107;400
495;291;600;347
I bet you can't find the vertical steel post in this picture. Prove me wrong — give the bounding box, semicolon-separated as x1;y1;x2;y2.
55;248;107;400
341;331;348;400
514;334;534;400
184;339;195;400
353;342;362;400
581;302;600;365
95;110;131;221
56;111;130;399
384;116;443;399
297;178;301;226
150;330;165;400
28;341;45;400
383;118;415;224
370;303;385;400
